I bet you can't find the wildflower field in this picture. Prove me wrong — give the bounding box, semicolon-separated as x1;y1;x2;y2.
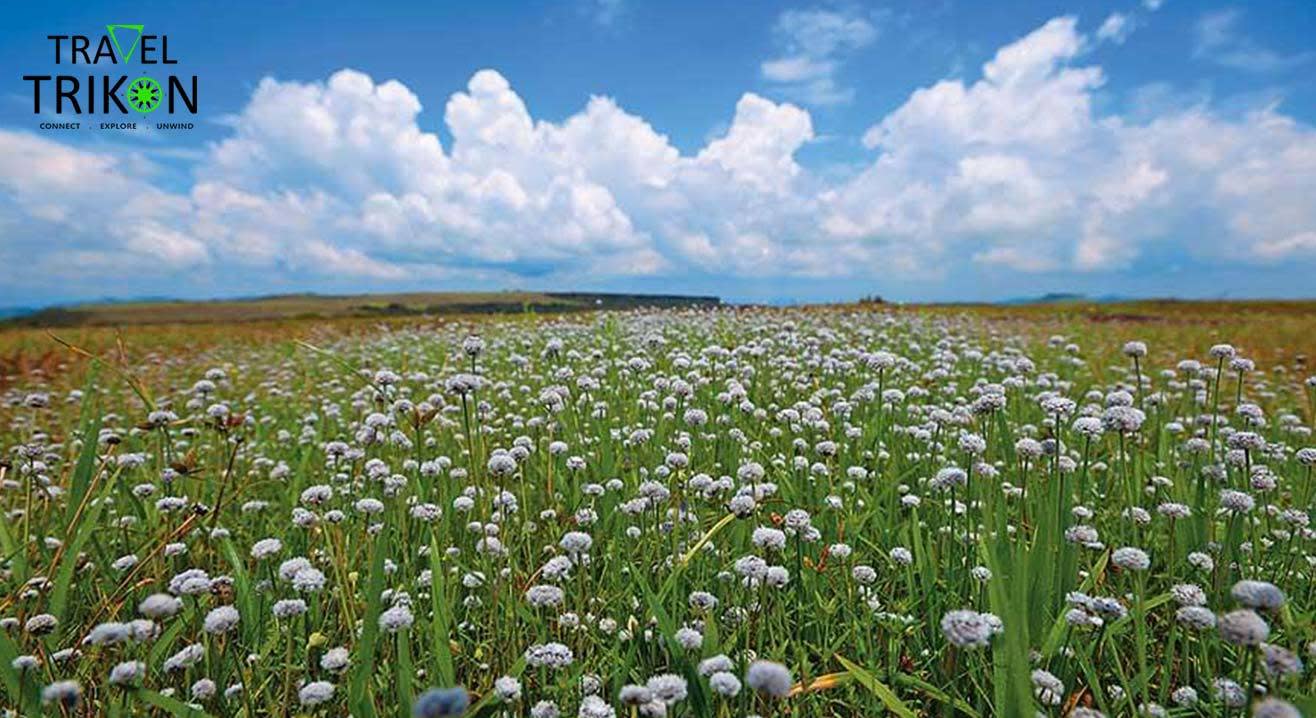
2;302;1315;717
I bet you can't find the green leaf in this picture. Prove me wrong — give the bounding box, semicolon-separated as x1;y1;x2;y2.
891;673;980;717
349;533;389;717
466;657;526;715
982;536;1035;718
0;629;41;714
834;654;916;718
149;620;189;665
396;631;414;718
64;368;103;526
221;539;260;645
429;533;456;687
51;466;115;621
137;689;215;716
1041;550;1108;657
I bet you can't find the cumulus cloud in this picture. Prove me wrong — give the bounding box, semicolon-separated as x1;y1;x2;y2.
826;16;1316;273
1;13;1314;298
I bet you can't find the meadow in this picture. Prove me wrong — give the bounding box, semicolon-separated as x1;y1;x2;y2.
2;301;1315;717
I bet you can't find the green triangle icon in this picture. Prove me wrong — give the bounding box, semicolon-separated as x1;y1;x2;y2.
106;24;144;63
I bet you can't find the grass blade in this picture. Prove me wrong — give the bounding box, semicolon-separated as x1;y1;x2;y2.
834;654;916;718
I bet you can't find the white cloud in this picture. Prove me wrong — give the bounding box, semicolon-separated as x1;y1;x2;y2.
695;94;814;196
1096;13;1133;45
973;244;1060;273
761;8;878;106
0;13;1314;296
826;15;1316;273
1194;9;1313;72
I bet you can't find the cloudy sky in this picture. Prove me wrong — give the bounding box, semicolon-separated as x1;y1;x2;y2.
1;0;1314;306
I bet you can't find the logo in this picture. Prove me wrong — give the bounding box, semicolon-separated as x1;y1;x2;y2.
125;77;163;113
23;23;199;129
105;24;145;63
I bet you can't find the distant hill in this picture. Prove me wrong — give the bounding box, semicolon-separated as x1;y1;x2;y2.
2;291;721;328
998;292;1132;305
0;306;40;320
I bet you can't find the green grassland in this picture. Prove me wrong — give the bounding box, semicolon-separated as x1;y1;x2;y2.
1;297;1314;716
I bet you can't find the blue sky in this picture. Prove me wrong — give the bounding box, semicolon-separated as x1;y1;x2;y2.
1;0;1314;306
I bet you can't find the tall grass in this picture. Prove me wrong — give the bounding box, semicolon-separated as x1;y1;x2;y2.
0;307;1312;716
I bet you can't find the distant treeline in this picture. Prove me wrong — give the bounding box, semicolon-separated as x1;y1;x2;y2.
3;291;722;328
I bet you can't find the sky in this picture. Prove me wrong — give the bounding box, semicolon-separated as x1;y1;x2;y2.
1;0;1314;307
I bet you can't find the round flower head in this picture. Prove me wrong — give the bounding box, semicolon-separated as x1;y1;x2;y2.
1260;643;1304;677
203;605;240;634
1102;405;1145;433
192;678;217;701
1175;606;1216;631
674;626;703;651
1253;698;1302;718
698;654;734;676
163;643;205;672
1187;552;1214;572
1112;547;1150;571
941;609;995;649
559;531;593;555
709;672;741;697
299;681;335;707
931;467;967;491
1218;609;1269;646
530;700;560;718
42;681;81;708
646;674;688;705
250;537;282;560
578;695;615;718
525;584;565;608
745;660;792;698
1170;583;1207;607
1072;416;1104;438
273;599;308;619
1219;490;1255;514
1231;580;1285;610
321;647;350;672
494;676;522;703
524;642;573;669
379;604;414;632
1212;678;1246;708
487;452;517;477
619;685;653;706
1031;669;1064;706
109;660;145;687
24;613;58;635
751;527;787;551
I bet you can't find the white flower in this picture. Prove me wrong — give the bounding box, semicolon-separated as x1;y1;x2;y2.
109;661;145;686
320;647;350;672
379;604;414;633
250;538;283;560
298;681;335;706
745;661;791;698
941;609;996;649
203;606;240;634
